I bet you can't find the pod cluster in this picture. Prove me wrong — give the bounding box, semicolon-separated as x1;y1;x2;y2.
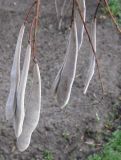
6;0;98;152
6;24;41;152
53;0;96;108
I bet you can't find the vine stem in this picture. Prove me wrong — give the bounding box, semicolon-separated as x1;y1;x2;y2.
75;0;104;94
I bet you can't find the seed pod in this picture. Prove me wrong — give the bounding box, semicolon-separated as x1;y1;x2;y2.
75;0;86;50
55;0;71;29
6;24;25;120
17;63;41;152
53;20;78;108
14;44;31;138
84;18;96;94
52;30;72;95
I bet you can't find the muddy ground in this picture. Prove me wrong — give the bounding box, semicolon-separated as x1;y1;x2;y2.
0;0;121;160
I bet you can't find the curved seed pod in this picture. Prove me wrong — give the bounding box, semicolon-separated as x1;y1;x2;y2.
84;18;96;94
55;21;78;108
75;0;86;50
6;24;25;120
17;63;41;152
52;31;72;95
14;44;31;138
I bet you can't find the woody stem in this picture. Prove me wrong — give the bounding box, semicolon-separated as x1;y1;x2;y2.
33;0;41;60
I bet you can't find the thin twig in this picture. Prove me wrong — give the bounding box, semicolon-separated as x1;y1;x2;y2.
24;1;37;24
70;0;75;28
75;0;104;94
33;0;41;60
94;0;102;19
103;0;121;34
29;17;36;57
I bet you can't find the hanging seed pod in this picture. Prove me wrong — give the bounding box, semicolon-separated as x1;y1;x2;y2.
75;0;86;50
53;0;86;100
17;63;41;152
52;42;71;95
55;0;71;29
53;20;78;108
6;24;25;120
14;44;31;138
84;18;96;94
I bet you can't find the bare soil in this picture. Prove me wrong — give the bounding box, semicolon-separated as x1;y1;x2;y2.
0;0;121;159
